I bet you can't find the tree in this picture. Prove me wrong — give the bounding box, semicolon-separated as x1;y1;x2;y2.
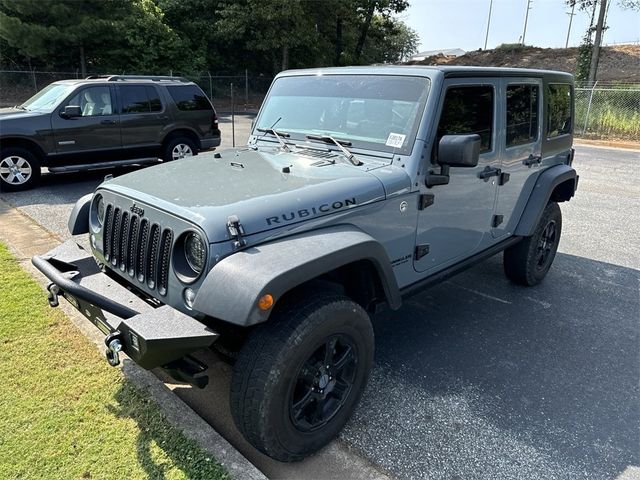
353;0;409;61
0;0;132;74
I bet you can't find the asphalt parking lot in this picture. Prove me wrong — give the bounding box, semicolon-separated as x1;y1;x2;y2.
1;126;638;479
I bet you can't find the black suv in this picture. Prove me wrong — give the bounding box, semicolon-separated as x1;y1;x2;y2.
0;75;221;191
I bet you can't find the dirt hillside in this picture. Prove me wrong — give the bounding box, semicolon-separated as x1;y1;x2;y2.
408;45;640;82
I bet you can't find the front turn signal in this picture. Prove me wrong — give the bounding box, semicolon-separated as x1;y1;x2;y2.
258;294;274;311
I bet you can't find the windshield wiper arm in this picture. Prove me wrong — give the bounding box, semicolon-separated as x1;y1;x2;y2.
306;135;362;166
257;128;292;152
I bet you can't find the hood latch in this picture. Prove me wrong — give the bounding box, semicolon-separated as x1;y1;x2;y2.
227;215;246;249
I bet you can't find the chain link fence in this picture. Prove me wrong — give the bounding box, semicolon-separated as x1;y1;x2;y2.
0;70;272;113
2;70;639;141
574;82;640;141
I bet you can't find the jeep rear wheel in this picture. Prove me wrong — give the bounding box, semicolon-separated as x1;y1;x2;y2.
230;292;374;462
0;147;41;192
504;201;562;286
163;136;197;162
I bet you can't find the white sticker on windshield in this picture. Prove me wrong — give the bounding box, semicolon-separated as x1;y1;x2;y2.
386;133;406;148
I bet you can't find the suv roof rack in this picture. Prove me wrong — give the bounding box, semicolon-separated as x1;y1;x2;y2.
85;75;190;83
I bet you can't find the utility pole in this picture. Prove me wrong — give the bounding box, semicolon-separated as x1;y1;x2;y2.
521;0;532;46
484;0;494;50
588;0;608;83
565;1;576;48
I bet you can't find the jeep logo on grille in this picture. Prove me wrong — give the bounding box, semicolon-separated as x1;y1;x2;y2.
130;204;144;216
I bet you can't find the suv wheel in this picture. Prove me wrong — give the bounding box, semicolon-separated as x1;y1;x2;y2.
504;201;562;286
0;147;41;192
163;137;197;162
230;292;374;461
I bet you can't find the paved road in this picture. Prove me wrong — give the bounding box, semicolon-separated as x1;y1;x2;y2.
1;141;638;479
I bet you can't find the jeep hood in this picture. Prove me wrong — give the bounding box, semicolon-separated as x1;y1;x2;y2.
102;148;400;243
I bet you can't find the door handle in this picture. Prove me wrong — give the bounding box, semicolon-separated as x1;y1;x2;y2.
523;154;542;167
478;165;501;181
100;119;117;125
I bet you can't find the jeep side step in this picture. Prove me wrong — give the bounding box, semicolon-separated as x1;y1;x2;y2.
48;157;160;173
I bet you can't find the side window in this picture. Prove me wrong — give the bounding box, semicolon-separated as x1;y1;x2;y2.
506;84;539;147
120;85;163;114
547;84;572;137
166;85;213;111
66;86;113;117
436;86;494;153
146;86;162;112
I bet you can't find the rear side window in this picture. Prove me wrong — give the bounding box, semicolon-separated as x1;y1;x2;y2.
120;85;163;114
437;86;494;153
547;84;572;137
506;84;539;147
166;85;213;111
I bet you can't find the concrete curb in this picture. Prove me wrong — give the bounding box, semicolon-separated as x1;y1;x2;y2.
0;198;267;480
574;138;640;151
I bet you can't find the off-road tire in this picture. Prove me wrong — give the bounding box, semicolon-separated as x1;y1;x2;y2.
0;147;41;192
162;136;197;162
504;201;562;286
230;292;374;462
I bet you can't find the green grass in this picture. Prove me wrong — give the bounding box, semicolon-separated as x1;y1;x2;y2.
0;243;229;480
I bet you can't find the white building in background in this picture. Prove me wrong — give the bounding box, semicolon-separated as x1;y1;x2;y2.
409;48;466;62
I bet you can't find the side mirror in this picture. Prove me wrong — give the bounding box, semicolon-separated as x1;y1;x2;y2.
438;134;481;168
61;105;82;118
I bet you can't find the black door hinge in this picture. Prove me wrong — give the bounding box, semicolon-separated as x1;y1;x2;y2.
227;215;246;249
414;244;430;260
418;193;435;210
492;215;504;228
499;172;510;185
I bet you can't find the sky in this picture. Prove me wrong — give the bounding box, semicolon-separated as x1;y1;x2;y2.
397;0;640;53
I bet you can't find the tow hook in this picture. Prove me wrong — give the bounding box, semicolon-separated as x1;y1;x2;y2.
105;332;123;366
47;283;60;308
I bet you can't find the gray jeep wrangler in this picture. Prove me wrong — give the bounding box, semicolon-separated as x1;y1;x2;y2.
33;66;578;461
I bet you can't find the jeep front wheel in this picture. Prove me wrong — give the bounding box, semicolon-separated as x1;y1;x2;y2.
504;201;562;286
230;292;374;461
163;136;197;162
0;147;41;192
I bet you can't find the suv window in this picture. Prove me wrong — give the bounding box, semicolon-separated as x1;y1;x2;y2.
66;86;113;116
436;86;494;153
166;85;212;111
506;84;539;147
547;84;572;137
120;85;163;114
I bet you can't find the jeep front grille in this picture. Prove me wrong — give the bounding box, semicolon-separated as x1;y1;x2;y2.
103;204;172;296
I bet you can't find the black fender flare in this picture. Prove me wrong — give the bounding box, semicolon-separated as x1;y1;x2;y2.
515;164;578;237
68;193;92;235
192;225;402;327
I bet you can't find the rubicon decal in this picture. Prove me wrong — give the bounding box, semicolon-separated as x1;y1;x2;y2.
266;198;356;225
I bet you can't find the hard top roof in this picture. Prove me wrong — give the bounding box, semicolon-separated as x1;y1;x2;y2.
277;65;573;81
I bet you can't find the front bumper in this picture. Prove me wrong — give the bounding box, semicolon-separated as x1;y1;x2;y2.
32;240;218;378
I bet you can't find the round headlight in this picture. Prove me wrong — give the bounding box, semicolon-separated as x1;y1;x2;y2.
184;232;206;274
96;195;105;225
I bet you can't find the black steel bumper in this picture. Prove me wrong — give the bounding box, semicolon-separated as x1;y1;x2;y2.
32;240;218;381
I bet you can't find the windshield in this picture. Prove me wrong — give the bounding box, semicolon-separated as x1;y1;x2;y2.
254;74;430;155
21;83;75;112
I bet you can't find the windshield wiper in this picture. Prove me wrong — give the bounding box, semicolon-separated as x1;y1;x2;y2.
257;128;292;152
306;135;362;166
13;105;27;110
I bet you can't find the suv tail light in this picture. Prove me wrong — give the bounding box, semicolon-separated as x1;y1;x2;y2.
211;112;219;132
